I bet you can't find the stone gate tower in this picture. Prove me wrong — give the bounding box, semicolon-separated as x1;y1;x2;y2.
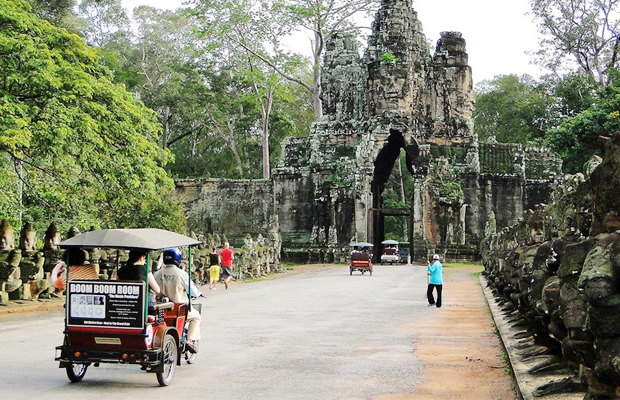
271;0;560;260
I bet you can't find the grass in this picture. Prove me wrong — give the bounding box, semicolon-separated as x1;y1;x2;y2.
443;262;483;277
281;263;297;270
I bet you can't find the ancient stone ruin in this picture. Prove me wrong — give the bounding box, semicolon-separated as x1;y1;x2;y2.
482;133;620;399
177;0;560;262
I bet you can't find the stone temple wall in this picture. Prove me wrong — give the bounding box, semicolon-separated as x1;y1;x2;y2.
176;179;273;242
481;133;620;399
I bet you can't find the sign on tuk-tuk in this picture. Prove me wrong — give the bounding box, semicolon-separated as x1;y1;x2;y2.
67;280;145;329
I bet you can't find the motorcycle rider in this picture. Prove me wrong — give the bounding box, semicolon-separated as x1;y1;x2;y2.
155;248;204;351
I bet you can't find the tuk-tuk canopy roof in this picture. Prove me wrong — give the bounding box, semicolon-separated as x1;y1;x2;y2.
350;242;373;247
381;239;399;245
58;228;201;251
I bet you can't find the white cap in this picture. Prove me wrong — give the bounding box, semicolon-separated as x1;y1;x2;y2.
433;254;440;260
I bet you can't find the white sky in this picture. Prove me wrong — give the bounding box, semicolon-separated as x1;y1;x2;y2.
121;0;544;84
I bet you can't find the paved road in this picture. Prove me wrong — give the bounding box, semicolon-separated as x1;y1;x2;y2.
3;264;436;400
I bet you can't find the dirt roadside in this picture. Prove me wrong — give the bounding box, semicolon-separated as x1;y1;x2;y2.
376;264;517;400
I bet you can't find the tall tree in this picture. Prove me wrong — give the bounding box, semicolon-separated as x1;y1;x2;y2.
530;0;620;86
191;0;379;120
545;69;620;173
0;0;186;232
474;75;551;143
77;0;130;47
27;0;76;25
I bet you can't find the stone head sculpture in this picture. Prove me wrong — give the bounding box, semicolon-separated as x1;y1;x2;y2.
67;226;80;239
19;222;37;252
44;222;61;250
0;219;15;251
527;205;546;244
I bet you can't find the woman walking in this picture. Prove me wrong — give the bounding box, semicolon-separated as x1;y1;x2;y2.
427;254;443;308
208;246;220;290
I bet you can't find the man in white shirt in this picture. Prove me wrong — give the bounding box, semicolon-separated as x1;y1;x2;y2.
155;248;204;348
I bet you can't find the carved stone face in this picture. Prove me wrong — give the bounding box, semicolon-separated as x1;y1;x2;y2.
0;219;15;251
19;224;37;251
530;227;545;244
44;223;61;250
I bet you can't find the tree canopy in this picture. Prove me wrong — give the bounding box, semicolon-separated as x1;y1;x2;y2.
0;0;186;234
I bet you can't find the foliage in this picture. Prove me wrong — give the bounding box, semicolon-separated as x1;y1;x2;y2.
529;0;620;86
427;161;463;204
191;0;379;120
0;0;186;234
381;152;413;242
544;69;620;173
27;0;76;26
380;52;400;64
474;74;552;143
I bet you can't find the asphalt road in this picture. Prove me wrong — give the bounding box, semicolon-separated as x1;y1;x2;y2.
2;264;435;400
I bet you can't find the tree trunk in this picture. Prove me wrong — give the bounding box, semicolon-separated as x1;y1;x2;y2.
262;86;274;179
161;105;171;148
312;25;323;120
397;157;408;241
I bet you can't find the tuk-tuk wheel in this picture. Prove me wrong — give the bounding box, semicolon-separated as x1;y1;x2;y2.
156;334;177;386
370;269;373;276
350;269;352;275
66;363;88;383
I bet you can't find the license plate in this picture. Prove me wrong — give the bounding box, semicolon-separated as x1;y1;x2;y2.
95;337;121;345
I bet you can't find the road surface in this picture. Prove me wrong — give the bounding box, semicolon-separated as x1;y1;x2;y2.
2;264;442;399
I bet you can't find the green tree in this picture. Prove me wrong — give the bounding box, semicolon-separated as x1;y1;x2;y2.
191;0;379;120
530;0;620;86
27;0;76;25
545;69;620;173
474;75;551;143
77;0;130;47
0;0;186;233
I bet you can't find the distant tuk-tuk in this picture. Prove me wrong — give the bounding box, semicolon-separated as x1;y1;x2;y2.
380;240;399;265
54;228;202;386
349;242;373;276
398;242;410;264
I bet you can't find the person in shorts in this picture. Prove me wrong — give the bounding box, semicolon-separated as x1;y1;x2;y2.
219;242;234;289
208;246;220;290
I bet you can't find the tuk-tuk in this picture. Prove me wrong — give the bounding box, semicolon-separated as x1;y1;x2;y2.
54;228;202;386
349;242;373;276
380;240;399;265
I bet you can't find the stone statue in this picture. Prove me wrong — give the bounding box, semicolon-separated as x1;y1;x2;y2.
0;219;22;304
17;222;49;300
42;222;64;298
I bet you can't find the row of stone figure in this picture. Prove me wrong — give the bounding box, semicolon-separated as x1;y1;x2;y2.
0;220;284;305
188;232;283;285
481;133;620;399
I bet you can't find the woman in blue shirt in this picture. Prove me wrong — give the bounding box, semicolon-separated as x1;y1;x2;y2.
427;254;443;308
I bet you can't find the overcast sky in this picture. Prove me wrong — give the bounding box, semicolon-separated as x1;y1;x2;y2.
121;0;544;84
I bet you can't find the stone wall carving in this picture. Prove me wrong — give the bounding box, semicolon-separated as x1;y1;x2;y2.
481;133;620;399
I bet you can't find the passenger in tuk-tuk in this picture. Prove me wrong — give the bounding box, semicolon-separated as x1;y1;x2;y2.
117;250;160;304
155;248;204;350
51;248;98;290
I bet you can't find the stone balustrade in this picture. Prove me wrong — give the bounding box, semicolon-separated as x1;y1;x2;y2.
481;132;620;399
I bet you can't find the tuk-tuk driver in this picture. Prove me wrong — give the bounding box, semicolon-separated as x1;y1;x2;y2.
155;248;205;351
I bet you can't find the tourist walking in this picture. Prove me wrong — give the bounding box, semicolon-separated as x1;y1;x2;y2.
219;242;234;289
427;254;443;308
208;246;220;290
